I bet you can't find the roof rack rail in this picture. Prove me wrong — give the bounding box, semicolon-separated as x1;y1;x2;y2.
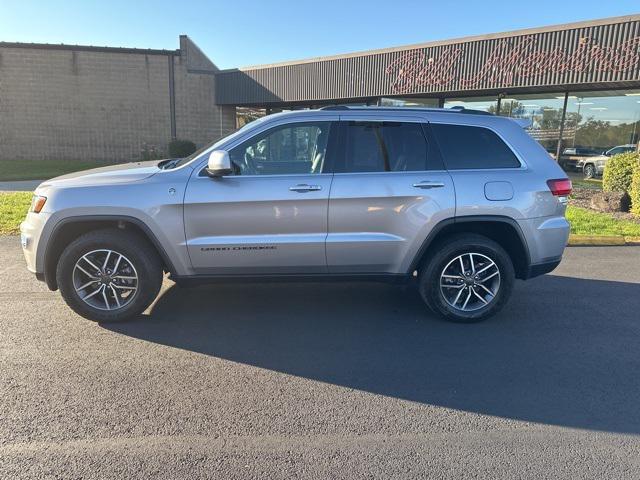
446;106;493;116
315;105;494;115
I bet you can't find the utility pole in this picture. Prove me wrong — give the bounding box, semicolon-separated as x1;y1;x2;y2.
555;92;569;161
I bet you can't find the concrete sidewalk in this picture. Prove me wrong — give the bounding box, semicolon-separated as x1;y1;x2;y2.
0;180;43;191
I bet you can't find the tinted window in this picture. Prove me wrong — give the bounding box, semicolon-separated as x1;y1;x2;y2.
339;121;439;173
431;124;520;169
228;122;331;175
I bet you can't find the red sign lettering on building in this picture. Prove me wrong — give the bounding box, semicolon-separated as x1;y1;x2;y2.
385;35;640;93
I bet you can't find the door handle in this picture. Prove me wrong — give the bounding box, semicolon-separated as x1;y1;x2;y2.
413;181;445;189
289;184;322;192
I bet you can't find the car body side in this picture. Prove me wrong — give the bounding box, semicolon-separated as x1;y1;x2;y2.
21;109;569;291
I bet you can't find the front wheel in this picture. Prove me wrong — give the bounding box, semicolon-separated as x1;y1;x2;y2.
583;163;596;179
56;229;163;322
419;234;515;323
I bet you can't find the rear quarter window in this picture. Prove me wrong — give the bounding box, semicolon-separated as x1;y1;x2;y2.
431;123;520;170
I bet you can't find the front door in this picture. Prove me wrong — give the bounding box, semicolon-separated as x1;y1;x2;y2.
327;116;456;274
184;120;336;275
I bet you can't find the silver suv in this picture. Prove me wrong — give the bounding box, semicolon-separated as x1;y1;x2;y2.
20;106;571;323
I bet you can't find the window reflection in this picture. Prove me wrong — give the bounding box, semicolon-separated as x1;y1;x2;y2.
379;97;439;107
565;91;640;154
497;94;567;157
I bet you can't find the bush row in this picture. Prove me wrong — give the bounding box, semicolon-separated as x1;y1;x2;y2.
603;151;640;215
631;164;640;216
140;139;198;161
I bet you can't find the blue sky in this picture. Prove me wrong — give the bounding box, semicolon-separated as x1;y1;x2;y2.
0;0;638;69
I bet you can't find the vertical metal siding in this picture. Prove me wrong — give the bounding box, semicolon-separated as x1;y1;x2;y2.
216;19;640;105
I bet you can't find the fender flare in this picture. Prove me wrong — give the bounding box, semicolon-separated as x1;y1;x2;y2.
407;215;531;274
43;215;178;290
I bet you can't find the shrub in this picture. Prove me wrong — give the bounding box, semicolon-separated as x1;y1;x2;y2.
168;139;197;158
631;164;640;216
602;151;639;193
140;143;164;161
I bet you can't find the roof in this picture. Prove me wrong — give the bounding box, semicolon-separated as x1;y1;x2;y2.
221;14;640;72
0;41;179;56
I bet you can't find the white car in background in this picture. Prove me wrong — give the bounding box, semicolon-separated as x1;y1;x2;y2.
580;144;638;178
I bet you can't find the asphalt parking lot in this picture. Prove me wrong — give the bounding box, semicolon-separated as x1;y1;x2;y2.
1;236;639;479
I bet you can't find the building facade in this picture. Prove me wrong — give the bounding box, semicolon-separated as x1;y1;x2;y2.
0;14;639;164
220;14;640;161
0;36;235;162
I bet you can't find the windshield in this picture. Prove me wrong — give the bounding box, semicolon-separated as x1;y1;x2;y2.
167;116;271;169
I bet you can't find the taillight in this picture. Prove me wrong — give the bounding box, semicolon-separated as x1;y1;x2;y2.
546;178;572;196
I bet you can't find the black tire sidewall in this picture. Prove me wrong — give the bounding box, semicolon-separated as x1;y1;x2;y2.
56;229;162;322
420;235;515;323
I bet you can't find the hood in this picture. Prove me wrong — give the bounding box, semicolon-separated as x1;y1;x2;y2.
38;160;163;189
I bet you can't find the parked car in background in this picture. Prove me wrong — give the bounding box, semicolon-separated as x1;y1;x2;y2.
20;106;571;324
558;147;602;171
579;144;638;178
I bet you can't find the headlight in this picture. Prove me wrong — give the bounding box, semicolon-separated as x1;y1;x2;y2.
30;195;47;213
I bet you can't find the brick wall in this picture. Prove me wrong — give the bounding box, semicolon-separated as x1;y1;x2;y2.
0;36;235;163
173;36;236;149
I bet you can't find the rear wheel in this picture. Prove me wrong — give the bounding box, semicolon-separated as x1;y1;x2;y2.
56;229;163;322
419;234;515;323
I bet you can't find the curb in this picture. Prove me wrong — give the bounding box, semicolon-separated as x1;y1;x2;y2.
568;234;640;246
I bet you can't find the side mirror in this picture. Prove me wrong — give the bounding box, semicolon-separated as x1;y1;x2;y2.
206;150;233;177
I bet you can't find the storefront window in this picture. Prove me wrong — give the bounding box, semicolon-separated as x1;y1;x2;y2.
379;97;439;107
236;107;266;129
498;94;567;157
444;96;499;113
564;90;640;154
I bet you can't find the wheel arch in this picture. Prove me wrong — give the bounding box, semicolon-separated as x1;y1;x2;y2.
409;216;531;280
43;215;177;291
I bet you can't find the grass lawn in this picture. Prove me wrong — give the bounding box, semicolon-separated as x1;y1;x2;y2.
566;206;640;237
0;159;121;181
0;192;32;235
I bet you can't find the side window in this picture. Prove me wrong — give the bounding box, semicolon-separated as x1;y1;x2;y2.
608;147;623;156
431;124;520;169
229;122;331;175
338;121;441;173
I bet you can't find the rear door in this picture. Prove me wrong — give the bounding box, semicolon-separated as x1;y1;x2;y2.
184;118;337;275
326;114;455;274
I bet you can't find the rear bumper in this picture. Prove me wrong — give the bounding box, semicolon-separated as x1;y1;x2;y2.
560;159;580;171
524;257;562;279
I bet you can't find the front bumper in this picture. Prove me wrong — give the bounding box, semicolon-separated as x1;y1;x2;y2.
20;211;52;279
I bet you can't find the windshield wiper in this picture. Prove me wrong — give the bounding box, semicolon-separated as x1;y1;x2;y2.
157;158;181;170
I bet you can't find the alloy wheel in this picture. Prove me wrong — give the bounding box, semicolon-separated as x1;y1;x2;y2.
72;249;139;311
439;252;501;312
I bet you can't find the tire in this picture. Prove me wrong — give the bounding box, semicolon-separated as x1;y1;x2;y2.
583;163;596;179
418;233;515;323
56;229;163;322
